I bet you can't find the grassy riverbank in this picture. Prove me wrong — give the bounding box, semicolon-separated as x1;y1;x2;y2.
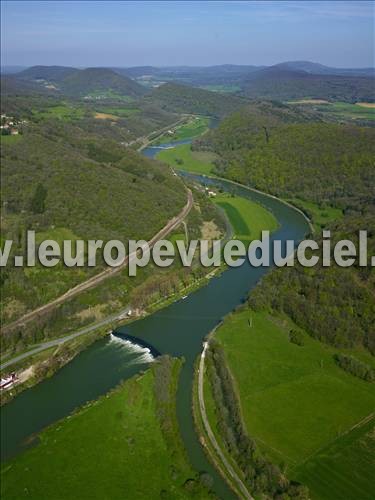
0;327;110;406
157;143;217;175
1;357;213;500
214;194;278;242
210;308;375;499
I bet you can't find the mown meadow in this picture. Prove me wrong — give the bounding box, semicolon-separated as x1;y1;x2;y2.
157;143;217;175
214;194;278;242
211;309;375;499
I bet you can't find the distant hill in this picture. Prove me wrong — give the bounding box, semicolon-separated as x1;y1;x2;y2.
115;62;374;101
150;82;247;117
116;64;262;77
12;62;375;102
1;75;53;96
274;61;375;77
114;66;161;78
18;65;78;82
242;65;375;102
60;67;146;97
115;65;263;88
16;66;146;98
1;66;26;75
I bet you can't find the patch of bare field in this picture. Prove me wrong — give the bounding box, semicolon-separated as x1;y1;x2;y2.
18;365;34;384
289;99;330;105
356;102;375;108
201;220;222;240
3;299;27;322
76;303;107;321
94;112;119;121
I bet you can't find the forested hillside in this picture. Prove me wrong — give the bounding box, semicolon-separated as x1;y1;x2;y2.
249;212;375;354
196;108;375;211
16;66;147;98
150;82;247;117
241;67;375;102
0;84;179;144
0;107;188;327
1;125;186;242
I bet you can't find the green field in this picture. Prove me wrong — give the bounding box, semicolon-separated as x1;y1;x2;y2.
213;309;375;498
0;134;22;144
1;358;210;500
94;106;140;117
318;102;375;122
155;116;210;144
32;104;85;121
157;146;279;241
294;415;375;500
83;90;134;101
288;198;343;232
214;194;278;241
157;143;216;175
199;85;242;94
288;100;375;122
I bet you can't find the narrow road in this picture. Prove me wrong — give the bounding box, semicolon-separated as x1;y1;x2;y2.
0;306;130;370
2;189;193;336
198;341;253;500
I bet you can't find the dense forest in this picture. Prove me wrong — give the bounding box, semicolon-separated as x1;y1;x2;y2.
249;213;375;354
2;128;186;242
150;82;247;118
195;107;375;211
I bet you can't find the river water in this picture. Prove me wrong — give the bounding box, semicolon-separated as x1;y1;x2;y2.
1;140;309;499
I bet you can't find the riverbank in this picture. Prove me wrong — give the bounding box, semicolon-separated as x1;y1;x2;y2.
1;356;214;499
1;327;109;406
192;327;253;500
0;197;229;404
0;258;226;406
156;143;315;235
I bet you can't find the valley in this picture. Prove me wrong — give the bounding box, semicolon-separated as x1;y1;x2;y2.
1;53;374;500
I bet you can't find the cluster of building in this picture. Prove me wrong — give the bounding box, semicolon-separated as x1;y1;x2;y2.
83;95;108;100
1;114;27;136
0;373;18;391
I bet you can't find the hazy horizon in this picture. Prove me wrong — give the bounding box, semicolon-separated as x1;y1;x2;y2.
1;1;374;68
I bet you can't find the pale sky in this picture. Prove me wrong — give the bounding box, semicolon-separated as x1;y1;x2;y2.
1;1;374;67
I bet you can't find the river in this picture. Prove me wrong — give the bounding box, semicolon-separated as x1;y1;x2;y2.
1;139;309;499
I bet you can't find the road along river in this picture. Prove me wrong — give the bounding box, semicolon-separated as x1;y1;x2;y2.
1;140;309;499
